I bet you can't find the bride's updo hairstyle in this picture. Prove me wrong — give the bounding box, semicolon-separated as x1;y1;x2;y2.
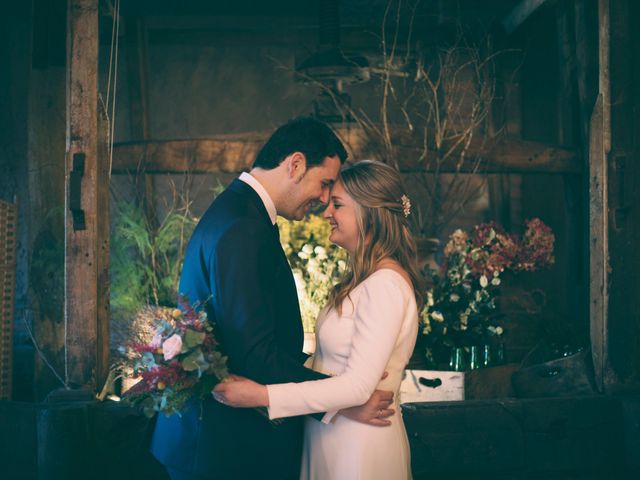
327;160;425;314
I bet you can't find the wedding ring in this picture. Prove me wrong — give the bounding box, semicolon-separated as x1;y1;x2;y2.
377;409;383;418
213;392;225;404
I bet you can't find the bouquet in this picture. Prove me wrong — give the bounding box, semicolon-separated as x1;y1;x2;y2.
421;218;555;366
121;298;229;418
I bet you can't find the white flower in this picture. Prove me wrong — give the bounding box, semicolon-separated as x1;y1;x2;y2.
298;251;309;260
480;275;488;288
427;290;434;307
313;246;327;259
450;293;460;302
491;277;501;286
430;311;444;322
292;270;305;288
302;244;314;254
488;325;504;336
307;258;319;274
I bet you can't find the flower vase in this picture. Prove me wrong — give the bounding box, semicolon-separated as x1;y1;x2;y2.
469;346;481;370
449;347;468;372
481;344;492;368
494;343;506;364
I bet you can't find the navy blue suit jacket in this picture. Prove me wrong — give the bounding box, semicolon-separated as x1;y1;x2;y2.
150;179;326;479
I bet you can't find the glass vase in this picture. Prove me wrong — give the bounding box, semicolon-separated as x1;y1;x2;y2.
449;347;467;372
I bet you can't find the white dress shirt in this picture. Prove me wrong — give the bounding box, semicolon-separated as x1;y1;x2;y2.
238;172;277;225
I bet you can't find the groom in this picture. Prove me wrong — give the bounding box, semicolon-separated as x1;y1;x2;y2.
151;117;395;480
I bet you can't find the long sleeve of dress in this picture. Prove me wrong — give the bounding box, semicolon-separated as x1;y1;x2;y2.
266;271;410;421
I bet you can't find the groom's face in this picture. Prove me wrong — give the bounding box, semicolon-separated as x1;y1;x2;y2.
284;155;341;220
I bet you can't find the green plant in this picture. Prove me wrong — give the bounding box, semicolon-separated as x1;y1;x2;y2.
110;203;196;314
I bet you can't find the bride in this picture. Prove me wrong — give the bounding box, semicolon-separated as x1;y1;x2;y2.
214;160;424;479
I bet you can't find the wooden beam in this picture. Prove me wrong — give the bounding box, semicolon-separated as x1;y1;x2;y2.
65;0;106;392
111;134;581;175
396;137;580;174
502;0;553;35
112;136;264;174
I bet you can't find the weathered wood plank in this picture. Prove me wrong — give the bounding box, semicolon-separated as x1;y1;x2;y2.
0;200;17;400
65;0;101;390
28;64;67;400
96;99;110;391
589;94;607;392
112;134;581;175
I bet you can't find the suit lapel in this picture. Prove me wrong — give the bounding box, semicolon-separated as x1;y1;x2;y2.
228;178;289;263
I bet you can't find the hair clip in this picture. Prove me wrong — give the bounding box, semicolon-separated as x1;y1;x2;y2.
401;195;411;218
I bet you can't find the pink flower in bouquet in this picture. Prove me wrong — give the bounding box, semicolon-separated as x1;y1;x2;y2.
121;298;230;418
121;298;277;422
150;333;163;350
162;334;183;361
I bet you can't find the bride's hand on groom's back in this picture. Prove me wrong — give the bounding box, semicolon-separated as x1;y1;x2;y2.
212;375;269;408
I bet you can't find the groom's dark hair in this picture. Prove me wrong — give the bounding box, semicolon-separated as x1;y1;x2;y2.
253;117;348;170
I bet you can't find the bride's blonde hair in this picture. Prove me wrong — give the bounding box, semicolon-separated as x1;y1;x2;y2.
327;160;425;314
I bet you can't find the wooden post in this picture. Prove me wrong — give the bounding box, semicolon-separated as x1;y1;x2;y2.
557;0;589;348
65;0;108;392
606;0;640;385
28;0;67;400
589;0;611;391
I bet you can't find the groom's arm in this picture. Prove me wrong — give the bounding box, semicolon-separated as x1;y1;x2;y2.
211;220;327;385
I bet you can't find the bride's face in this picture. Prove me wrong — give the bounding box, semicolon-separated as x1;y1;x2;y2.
323;180;360;255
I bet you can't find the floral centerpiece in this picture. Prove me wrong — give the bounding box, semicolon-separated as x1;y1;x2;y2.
120;298;229;418
421;218;555;369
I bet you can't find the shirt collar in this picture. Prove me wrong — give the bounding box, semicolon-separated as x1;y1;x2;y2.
238;172;277;225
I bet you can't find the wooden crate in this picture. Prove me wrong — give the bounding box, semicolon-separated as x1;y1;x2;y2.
0;199;17;400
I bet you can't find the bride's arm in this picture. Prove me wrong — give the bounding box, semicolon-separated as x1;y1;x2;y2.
215;273;408;421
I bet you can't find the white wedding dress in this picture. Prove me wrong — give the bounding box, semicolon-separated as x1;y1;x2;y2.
267;269;418;480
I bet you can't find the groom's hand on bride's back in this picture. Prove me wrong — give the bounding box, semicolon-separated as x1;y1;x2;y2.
339;389;395;426
338;372;395;427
